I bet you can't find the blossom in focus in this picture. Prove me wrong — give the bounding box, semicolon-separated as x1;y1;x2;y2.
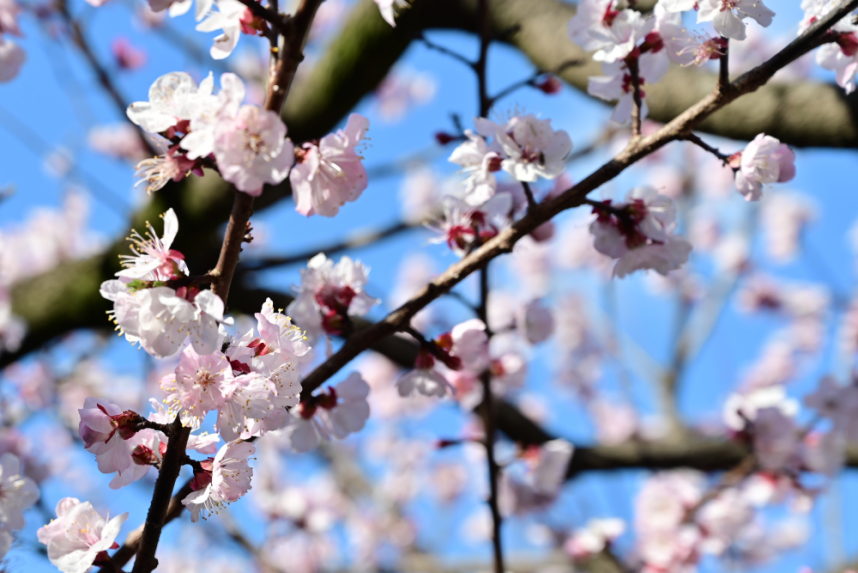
78;398;140;475
161;345;233;428
0;40;24;83
475;115;572;183
568;0;653;63
373;0;409;27
286;253;379;345
195;0;254;59
182;440;255;522
291;114;370;217
448;130;502;205
696;0;775;41
254;298;314;362
214;105;294;196
588;52;669;124
38;498;128;573
397;350;455;398
99;281;230;358
589;186;691;278
127;71;214;134
279;372;371;452
180;72;246;160
733;134;796;201
116;208;187;280
655;2;727;67
108;429;164;489
565;518;625;560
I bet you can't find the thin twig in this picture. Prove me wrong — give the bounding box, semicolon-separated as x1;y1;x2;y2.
488;59;581;107
418;34;475;69
627;56;643;138
521;181;537;211
681;132;732;166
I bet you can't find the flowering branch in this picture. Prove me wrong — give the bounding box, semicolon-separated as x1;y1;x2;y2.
233;0;288;34
487;59;580;107
295;0;858;404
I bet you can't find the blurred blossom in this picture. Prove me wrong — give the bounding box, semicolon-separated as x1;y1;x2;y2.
389;252;436;331
375;68;436;122
553;295;602;399
760;191;816;263
88;124;149;163
43;147;73;178
399;167;440;223
713;233;750;273
590;399;637;445
647;164;686;200
112;37;147;70
740;340;798;390
510;236;552;297
431;461;469;504
0;40;25;83
554;214;613;276
309;0;345;40
0;286;25;351
688;210;720;252
135;3;166;27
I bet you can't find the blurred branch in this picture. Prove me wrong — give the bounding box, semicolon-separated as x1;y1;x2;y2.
244;221;418;270
56;0;157;156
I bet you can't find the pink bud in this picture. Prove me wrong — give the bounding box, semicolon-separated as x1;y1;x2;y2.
435;132;457;145
535;76;562;94
837;32;858;57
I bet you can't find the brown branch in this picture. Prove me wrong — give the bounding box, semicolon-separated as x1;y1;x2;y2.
627;56;643;138
128;1;324;570
298;0;858;400
131;417;191;573
681;132;733;166
718;38;730;93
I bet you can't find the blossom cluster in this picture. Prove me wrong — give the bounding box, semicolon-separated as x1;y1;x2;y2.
127;71;370;217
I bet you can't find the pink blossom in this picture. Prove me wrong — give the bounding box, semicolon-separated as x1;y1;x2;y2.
499;439;573;515
291;113;370;217
108;429;164;489
0;40;24;83
180;72;246;161
133;144;201;194
476;114;572;182
397;350;455;398
279;373;371;452
216;372;277;441
182;439;255;522
565;518;625;560
723;386;798;431
214;104;294;196
589;400;637;445
753;407;802;472
78;398;139;475
490;351;528;393
399;168;440;223
449;318;489;373
734;134;796;201
655;3;727;67
253;297;314;362
448;130;501;205
161;345;233;428
588;52;669;124
99;282;230;358
38;498;128;573
696;488;754;555
589;186;691;277
430;193;512;257
111;37;146;70
116;208;187;280
568;0;653;63
195;0;251;59
286;254;379;345
804;376;858;441
127;71;214;134
696;0;774;41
